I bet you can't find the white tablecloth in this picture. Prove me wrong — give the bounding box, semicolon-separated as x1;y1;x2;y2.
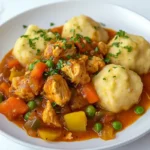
0;0;150;149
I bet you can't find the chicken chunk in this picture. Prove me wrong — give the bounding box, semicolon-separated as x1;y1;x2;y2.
44;40;76;59
10;75;43;100
61;55;90;84
43;75;71;106
87;56;105;73
98;42;108;55
42;100;61;127
70;90;88;111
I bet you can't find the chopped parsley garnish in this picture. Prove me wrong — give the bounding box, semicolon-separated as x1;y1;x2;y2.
116;30;129;39
45;57;54;68
51;102;57;108
93;26;99;30
23;25;27;29
108;69;111;72
104;57;110;63
62;44;72;50
36;49;41;55
84;36;91;43
28;63;34;71
108;50;121;58
50;22;55;26
94;47;99;52
113;76;116;78
66;55;72;59
124;46;132;52
56;59;64;70
28;37;39;49
103;77;106;80
54;32;61;40
20;35;28;38
70;29;75;36
113;66;117;69
111;42;120;47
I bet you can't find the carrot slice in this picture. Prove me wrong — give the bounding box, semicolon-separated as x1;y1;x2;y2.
7;59;20;68
0;97;28;120
0;82;10;97
81;82;99;104
30;62;47;79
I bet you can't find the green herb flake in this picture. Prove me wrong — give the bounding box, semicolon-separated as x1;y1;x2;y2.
113;76;116;78
104;57;110;63
108;50;121;58
70;29;75;36
56;59;64;70
95;47;99;52
50;22;55;26
93;26;99;30
116;30;129;38
36;49;41;55
23;25;27;29
20;35;28;38
108;69;111;72
111;42;120;47
103;77;106;80
66;55;72;59
84;36;91;43
124;46;132;52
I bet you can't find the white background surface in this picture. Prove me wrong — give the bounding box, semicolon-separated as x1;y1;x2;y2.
0;0;150;149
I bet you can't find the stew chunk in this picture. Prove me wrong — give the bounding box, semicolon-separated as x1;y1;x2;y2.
42;100;61;127
61;55;90;84
43;75;71;106
10;76;43;100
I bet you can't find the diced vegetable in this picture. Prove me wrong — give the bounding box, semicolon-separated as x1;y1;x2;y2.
24;112;31;121
7;59;20;68
112;121;122;130
134;106;144;115
9;69;24;81
93;123;103;133
24;117;40;130
81;82;99;104
0;82;10;97
27;101;37;110
64;111;87;132
30;62;47;79
100;125;115;140
38;128;61;141
85;105;96;118
0;97;28;119
0;94;4;103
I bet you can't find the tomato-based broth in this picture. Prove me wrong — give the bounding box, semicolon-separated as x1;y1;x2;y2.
0;20;150;142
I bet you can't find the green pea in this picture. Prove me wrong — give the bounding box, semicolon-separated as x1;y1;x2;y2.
93;123;103;133
46;59;54;68
27;101;37;110
112;121;122;130
28;63;34;71
24;112;31;121
134;106;144;115
0;94;4;103
85;105;96;118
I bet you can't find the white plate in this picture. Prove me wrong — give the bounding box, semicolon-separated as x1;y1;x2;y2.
0;0;150;150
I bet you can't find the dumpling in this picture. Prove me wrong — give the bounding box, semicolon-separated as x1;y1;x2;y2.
13;25;55;66
62;15;109;43
107;31;150;74
92;64;143;113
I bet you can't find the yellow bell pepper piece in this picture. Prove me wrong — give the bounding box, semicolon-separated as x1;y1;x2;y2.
64;111;87;132
38;129;61;141
9;68;24;81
